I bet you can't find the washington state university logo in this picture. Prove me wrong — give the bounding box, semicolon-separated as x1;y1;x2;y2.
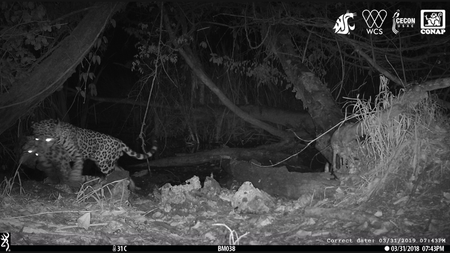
333;11;357;34
362;9;387;35
392;9;416;34
421;9;446;35
0;233;10;252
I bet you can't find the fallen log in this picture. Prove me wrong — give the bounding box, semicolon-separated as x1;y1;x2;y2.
130;139;299;168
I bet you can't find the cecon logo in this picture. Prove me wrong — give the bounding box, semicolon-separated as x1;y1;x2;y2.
392;9;416;34
362;9;387;35
333;11;357;35
421;9;446;35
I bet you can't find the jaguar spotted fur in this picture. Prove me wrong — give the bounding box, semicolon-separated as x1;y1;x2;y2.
31;119;157;184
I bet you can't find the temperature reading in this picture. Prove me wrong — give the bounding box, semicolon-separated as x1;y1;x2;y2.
116;245;127;252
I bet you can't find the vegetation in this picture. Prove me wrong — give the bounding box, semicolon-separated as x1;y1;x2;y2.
1;2;450;245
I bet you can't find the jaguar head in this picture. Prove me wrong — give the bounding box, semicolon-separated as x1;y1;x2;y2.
24;136;56;157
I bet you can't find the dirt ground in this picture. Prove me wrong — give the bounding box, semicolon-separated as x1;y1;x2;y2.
0;164;449;248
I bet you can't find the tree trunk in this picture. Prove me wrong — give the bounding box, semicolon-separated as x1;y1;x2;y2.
0;2;125;135
269;30;344;162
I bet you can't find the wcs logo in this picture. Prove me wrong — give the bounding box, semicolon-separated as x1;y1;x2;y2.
362;9;387;35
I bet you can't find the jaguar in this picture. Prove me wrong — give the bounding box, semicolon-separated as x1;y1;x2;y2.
22;136;141;192
31;119;157;184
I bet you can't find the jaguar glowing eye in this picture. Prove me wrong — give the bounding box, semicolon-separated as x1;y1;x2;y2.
27;150;33;154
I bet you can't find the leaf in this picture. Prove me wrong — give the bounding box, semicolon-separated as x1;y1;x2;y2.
77;213;91;230
110;18;116;28
34;43;41;50
80;72;88;82
37;4;46;18
42;24;51;32
41;37;48;46
139;23;148;30
89;83;97;96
